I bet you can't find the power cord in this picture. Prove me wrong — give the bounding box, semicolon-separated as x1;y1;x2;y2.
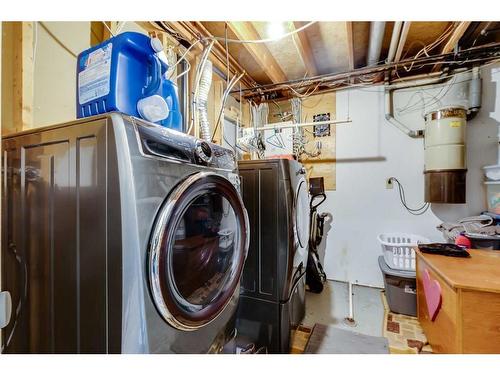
0;243;27;353
389;177;430;216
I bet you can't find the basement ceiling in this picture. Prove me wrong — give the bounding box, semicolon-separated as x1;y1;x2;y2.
197;21;499;84
154;21;500;100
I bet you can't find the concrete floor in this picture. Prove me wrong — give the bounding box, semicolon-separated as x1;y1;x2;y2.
303;280;385;337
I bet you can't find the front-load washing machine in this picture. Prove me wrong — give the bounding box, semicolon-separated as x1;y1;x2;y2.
0;113;249;353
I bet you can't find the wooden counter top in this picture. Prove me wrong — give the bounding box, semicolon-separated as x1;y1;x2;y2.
415;248;500;293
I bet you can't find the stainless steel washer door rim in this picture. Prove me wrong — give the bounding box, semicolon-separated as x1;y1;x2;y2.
148;172;249;331
294;179;309;249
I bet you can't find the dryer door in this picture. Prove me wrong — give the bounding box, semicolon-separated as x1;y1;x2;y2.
148;172;249;331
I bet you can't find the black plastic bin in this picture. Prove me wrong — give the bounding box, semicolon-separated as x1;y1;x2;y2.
378;256;417;317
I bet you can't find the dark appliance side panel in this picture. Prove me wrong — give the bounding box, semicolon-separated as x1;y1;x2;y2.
1;119;113;353
279;273;306;352
277;175;293;302
238;167;258;296
236;295;281;353
282;159;307;300
238;163;279;302
105;121;123;354
75;124;108;353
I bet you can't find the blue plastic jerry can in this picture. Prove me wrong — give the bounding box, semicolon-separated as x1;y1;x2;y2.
76;31;183;131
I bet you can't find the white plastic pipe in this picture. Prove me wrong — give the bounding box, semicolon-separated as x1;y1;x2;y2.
386;21;403;63
384;75;452;138
367;22;386;66
348;281;353;320
469;66;482;112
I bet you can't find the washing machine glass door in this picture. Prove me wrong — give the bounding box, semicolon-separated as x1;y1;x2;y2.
149;172;249;331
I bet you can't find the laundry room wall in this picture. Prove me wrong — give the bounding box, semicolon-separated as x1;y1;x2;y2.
1;22;91;133
1;21;243;141
1;22;158;134
321;63;500;287
266;93;337;190
33;22;90;127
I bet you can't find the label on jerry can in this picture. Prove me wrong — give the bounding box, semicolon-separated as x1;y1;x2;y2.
79;43;113;105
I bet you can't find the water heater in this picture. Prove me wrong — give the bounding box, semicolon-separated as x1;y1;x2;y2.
424;107;467;203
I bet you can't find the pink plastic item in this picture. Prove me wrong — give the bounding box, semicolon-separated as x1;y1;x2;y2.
422;269;442;322
455;235;471;249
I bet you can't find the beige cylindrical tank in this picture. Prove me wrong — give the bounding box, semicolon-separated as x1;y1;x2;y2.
424;107;467;203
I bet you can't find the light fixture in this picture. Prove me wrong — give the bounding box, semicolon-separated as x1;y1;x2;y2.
267;22;286;40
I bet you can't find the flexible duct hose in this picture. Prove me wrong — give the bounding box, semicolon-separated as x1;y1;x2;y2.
197;59;213;141
189;41;215;139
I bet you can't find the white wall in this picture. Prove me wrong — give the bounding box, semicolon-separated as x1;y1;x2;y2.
33;22;150;128
34;22;90;127
320;63;500;287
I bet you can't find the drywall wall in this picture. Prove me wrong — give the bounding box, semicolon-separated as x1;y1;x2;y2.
3;20;241;142
266;93;337;189
33;22;90;127
320;63;500;287
4;22;156;131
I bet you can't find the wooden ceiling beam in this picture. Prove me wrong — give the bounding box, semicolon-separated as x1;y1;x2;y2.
394;21;412;63
432;21;471;72
227;22;287;84
441;21;472;54
291;21;318;77
190;21;256;87
137;21;202;52
141;21;253;89
346;21;355;70
173;21;254;89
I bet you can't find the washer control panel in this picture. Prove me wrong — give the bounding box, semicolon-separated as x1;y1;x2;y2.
133;118;236;170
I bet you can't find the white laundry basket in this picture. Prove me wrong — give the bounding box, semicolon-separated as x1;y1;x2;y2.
377;233;430;271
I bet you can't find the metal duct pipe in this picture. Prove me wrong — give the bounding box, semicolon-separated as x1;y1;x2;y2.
394;22;412;63
197;59;213;142
468;66;482;113
190;41;215;139
384;75;452;138
386;21;403;63
367;22;386;66
465;66;482;121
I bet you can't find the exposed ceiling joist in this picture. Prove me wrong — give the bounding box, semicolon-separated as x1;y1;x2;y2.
190;21;255;87
141;21;254;89
291;21;318;76
394;21;412;62
346;21;354;70
227;22;287;83
441;21;472;54
171;22;254;87
238;41;500;99
432;21;472;72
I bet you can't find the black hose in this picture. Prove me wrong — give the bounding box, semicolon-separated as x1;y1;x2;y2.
389;177;430;215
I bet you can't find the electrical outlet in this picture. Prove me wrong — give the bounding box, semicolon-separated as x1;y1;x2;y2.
386;178;393;189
